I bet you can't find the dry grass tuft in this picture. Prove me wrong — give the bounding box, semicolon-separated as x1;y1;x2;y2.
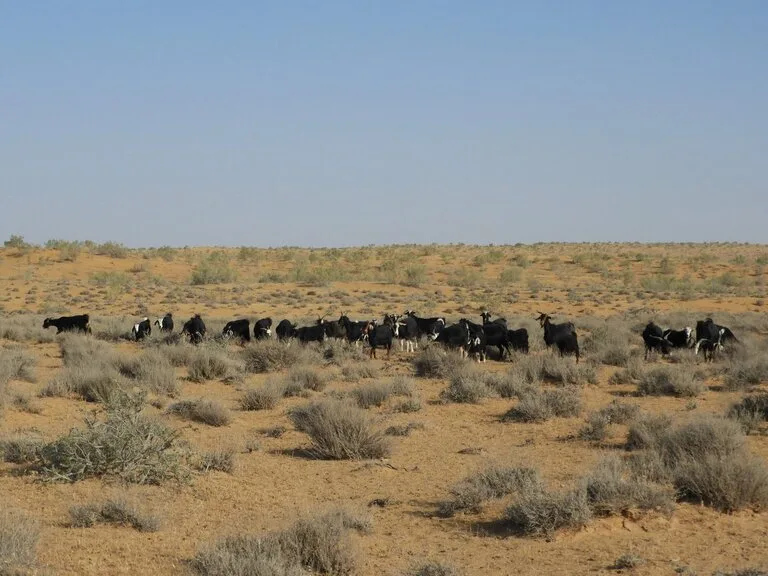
637;366;704;397
438;465;542;517
289;399;391;460
412;348;469;379
167;399;231;427
403;560;464;576
502;387;582;423
191;506;371;576
70;497;160;532
0;507;39;574
505;484;592;537
195;448;237;474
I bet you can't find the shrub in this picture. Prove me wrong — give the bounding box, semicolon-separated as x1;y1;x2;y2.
441;366;495;404
505;485;592;537
94;241;129;258
1;434;43;464
384;422;424;436
48;363;128;403
190;251;237;285
656;417;745;466
0;349;37;383
352;381;393;409
582;323;634;367
583;456;675;515
486;368;538;399
412;347;468;379
340;362;379;381
578;411;611;442
69;498;160;532
599;400;641;425
167;399;231;427
390;375;417;397
609;357;646;385
438;465;541;517
321;339;368;365
393;396;423;413
626;414;673;451
286;366;328;392
288;399;391;460
728;394;768;433
191;506;370;576
724;356;768;390
187;349;242;383
242;340;320;373
114;350;178;396
637;367;704;398
38;394;188;484
0;507;39;574
196;449;236;474
240;383;284;411
503;387;582;423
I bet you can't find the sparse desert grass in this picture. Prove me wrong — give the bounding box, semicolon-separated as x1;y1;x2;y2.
10;392;41;414
611;554;645;570
286;365;329;392
0;507;40;575
502;387;582;423
191;506;371;576
485;368;538;399
438;465;542;517
46;363;129;403
352;380;394;408
608;357;646;385
114;350;178;396
393;396;423;413
637;366;704;397
321;339;368;365
167;399;231;427
37;394;188;484
288;398;391;460
340;361;379;382
582;323;635;367
384;422;425;436
538;353;597;386
70;497;160;532
579;401;641;442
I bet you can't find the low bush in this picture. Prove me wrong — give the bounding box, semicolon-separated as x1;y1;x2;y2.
70;497;160;532
288;399;391;460
727;394;768;433
438;465;541;517
196;449;236;474
191;506;371;576
412;347;468;379
287;366;329;392
1;433;43;464
47;363;129;403
505;484;592;537
167;399;231;427
637;367;704;397
352;381;393;409
114;350;178;396
441;366;494;404
724;356;768;390
38;394;188;484
242;340;321;373
187;349;242;383
404;561;463;576
502;387;582;423
240;382;285;411
625;413;673;451
0;349;37;383
0;507;39;574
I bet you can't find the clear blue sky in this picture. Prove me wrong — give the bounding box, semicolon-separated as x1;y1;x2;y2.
2;1;767;247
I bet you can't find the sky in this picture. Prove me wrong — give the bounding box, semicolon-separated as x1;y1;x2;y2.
2;1;767;247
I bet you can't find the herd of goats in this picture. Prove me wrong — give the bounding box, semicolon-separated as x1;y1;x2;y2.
39;310;741;364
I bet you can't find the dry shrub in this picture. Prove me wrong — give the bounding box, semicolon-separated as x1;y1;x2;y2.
599;400;640;425
114;350;178;396
38;393;188;484
505;484;592;537
393;396;422;413
404;561;463;576
441;366;494;404
412;347;468;379
196;448;236;474
724;356;768;391
321;339;368;365
47;363;129;403
288;399;391;460
242;340;320;374
609;357;646;385
486;368;538;399
188;348;242;383
341;362;379;382
656;417;745;466
60;333;114;366
583;455;675;515
582;322;634;367
167;399;231;427
578;411;611;442
287;366;329;392
10;393;41;414
70;497;160;532
728;394;768;433
0;507;39;574
0;349;37;383
384;422;424;436
352;381;393;409
503;387;582;423
1;433;43;464
626;413;673;451
241;382;284;411
191;506;370;576
0;315;55;343
390;375;417;397
637;366;704;397
539;353;597;385
438;465;542;517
